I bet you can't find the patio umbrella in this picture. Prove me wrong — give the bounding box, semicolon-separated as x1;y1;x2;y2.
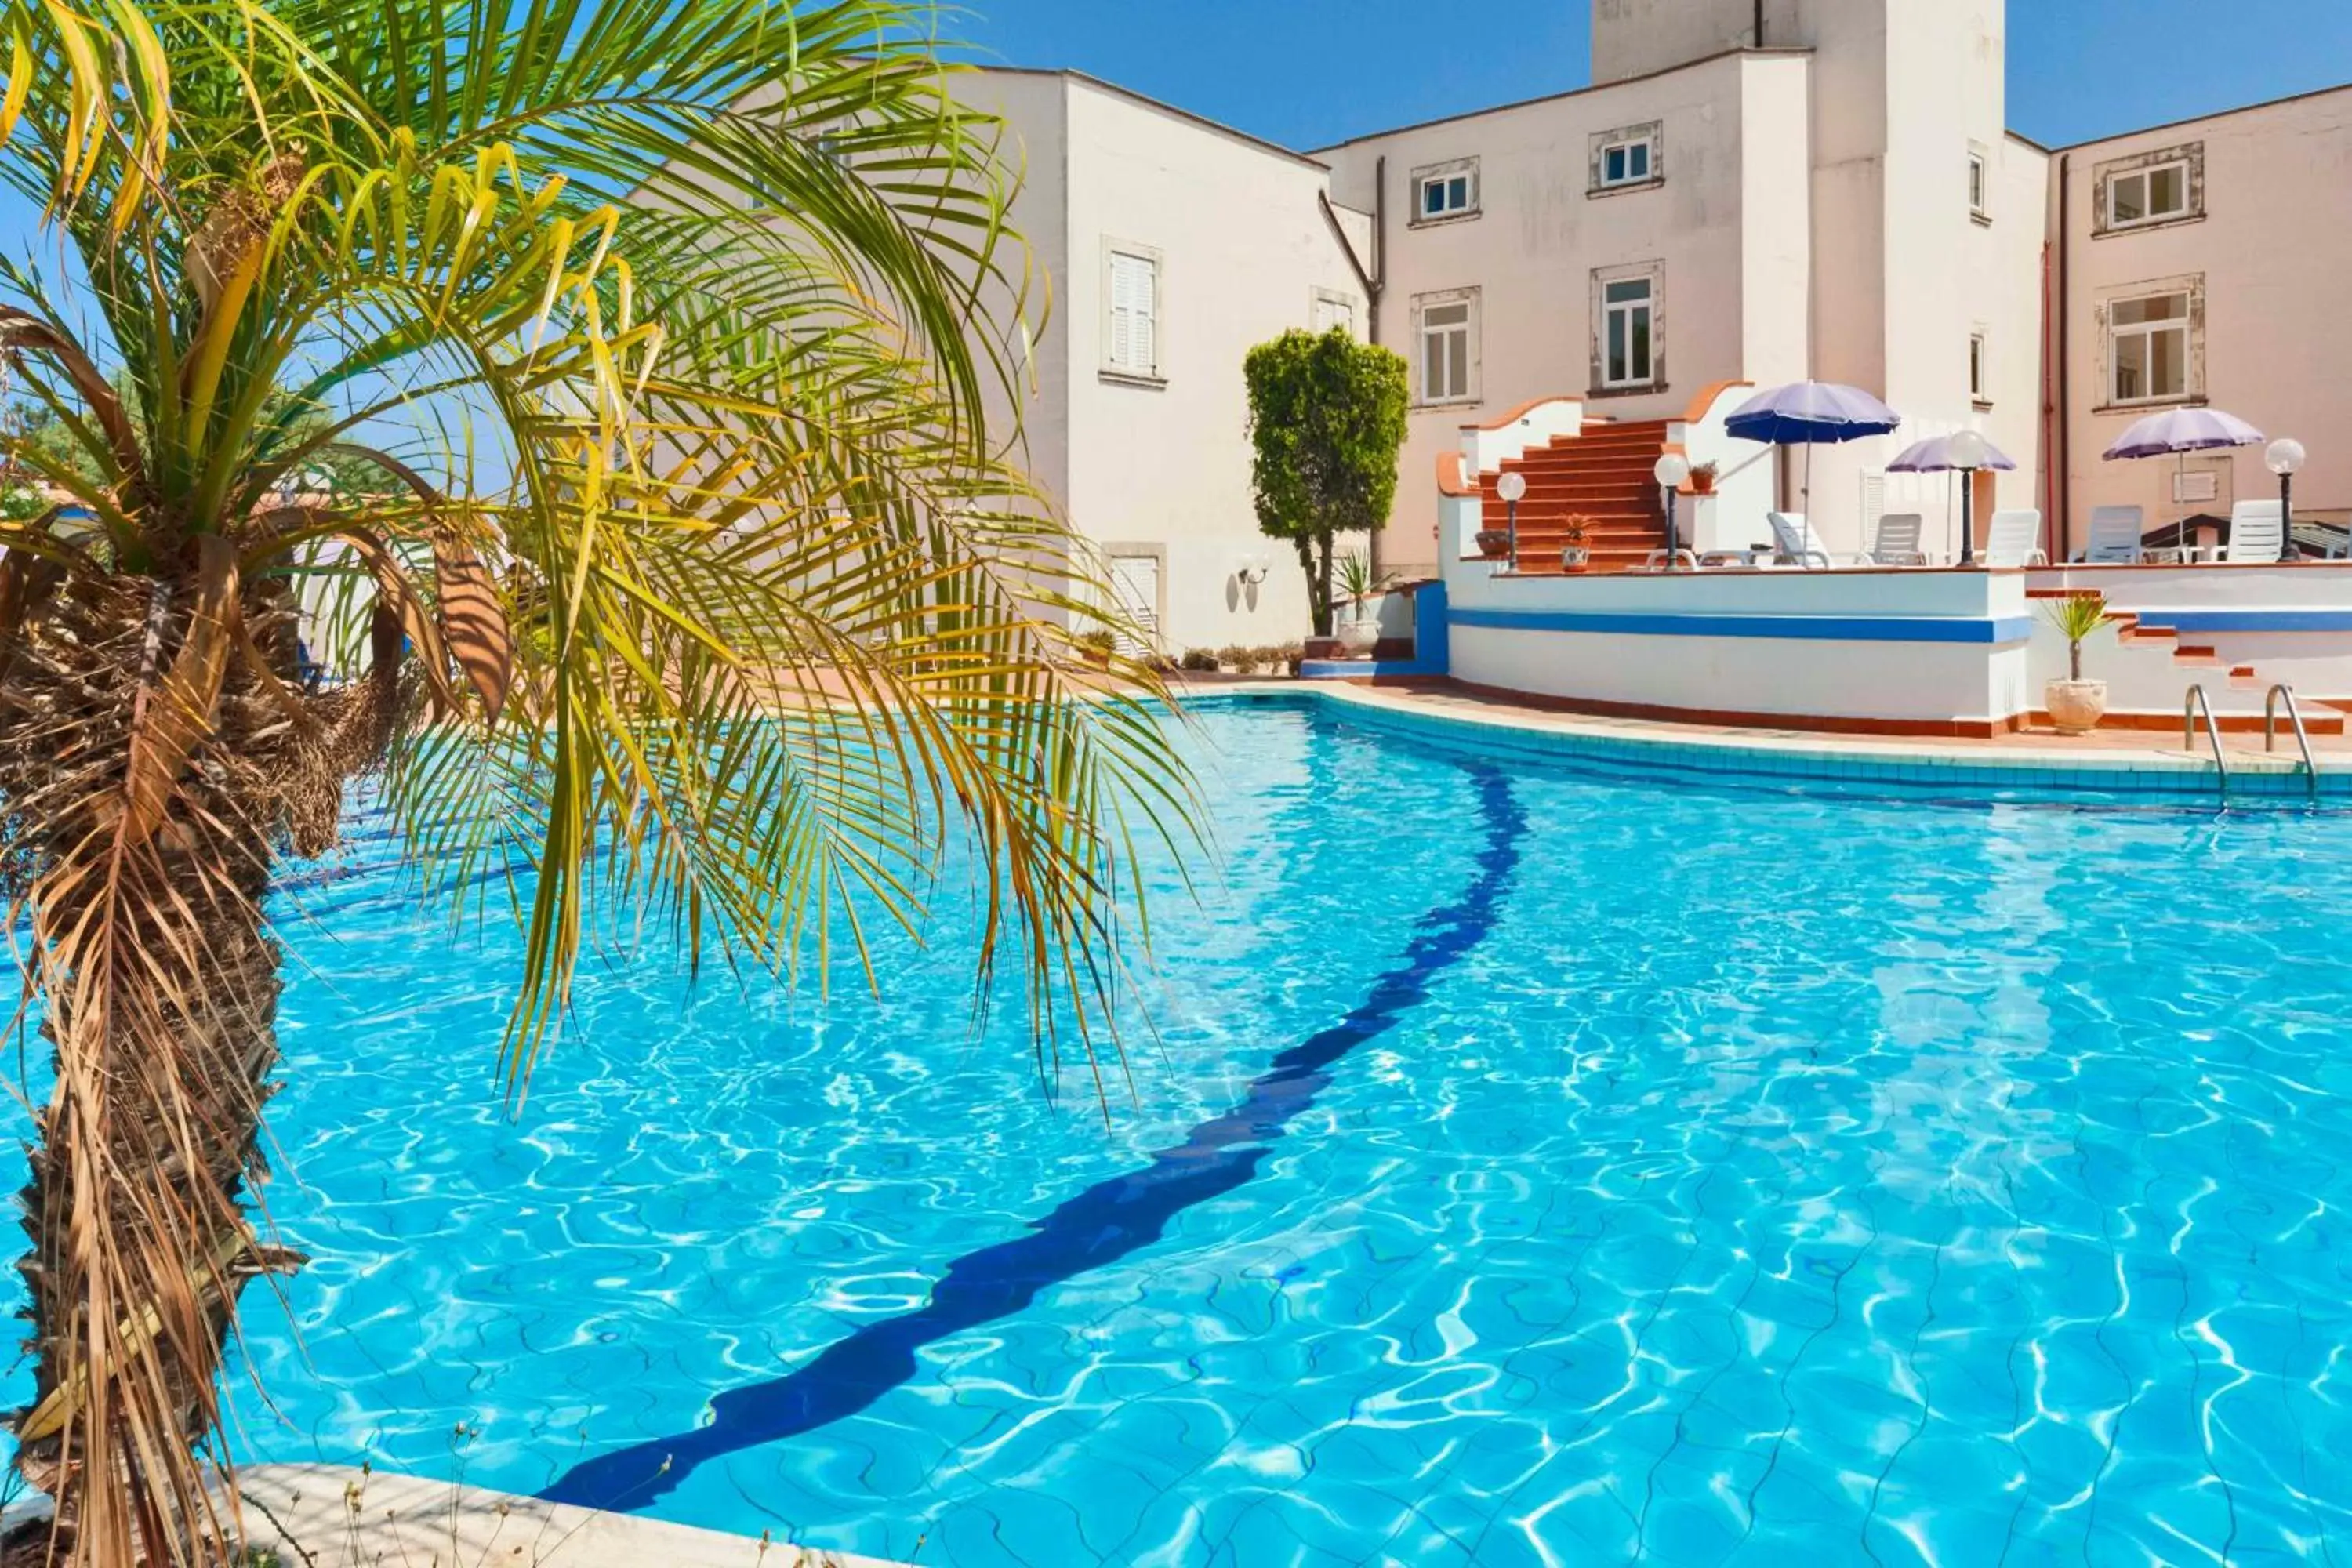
2103;406;2265;554
1886;434;2018;473
1726;380;1903;517
1889;434;2018;562
2101;406;2264;459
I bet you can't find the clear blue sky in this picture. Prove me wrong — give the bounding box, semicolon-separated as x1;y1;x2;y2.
950;0;2352;151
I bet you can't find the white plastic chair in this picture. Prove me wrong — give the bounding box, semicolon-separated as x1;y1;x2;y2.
2083;505;2149;564
1870;512;1927;565
1766;512;1868;569
1981;509;2049;568
2225;499;2285;564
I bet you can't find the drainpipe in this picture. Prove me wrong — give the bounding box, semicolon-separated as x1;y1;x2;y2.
2054;152;2071;561
1754;0;1765;46
1320;156;1391;573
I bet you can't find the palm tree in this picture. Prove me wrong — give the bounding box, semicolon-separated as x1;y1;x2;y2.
0;1;1187;1562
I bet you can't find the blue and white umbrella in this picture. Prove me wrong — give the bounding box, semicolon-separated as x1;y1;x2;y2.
1726;381;1904;514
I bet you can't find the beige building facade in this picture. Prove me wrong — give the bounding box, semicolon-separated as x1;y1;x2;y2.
967;1;2350;651
2049;85;2352;559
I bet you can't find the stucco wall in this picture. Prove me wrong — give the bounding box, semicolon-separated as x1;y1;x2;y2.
1443;567;2034;726
967;71;1366;654
950;71;1073;521
2054;86;2352;560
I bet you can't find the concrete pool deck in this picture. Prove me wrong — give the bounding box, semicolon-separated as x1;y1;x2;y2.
1194;676;2352;800
234;1463;916;1568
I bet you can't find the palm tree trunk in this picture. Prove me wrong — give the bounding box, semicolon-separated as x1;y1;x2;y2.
0;573;350;1566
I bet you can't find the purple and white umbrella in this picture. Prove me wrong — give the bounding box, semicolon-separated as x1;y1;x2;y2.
1889;434;2016;561
1887;434;2017;473
2102;406;2264;460
1726;381;1904;514
2103;408;2265;555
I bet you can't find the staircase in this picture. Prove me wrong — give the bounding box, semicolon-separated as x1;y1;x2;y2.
1478;419;1671;575
2027;590;2350;733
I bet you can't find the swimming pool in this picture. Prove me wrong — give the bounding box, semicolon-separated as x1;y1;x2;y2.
9;695;2352;1564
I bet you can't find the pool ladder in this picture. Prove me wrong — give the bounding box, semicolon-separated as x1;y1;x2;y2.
2265;684;2321;800
2184;682;2325;801
2183;684;2229;798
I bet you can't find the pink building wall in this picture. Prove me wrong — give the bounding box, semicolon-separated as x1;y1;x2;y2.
2051;85;2352;558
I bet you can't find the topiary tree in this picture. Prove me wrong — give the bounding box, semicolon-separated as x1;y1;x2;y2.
1243;328;1408;637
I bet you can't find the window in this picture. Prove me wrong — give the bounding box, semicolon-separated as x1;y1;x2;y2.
1969;330;1989;404
1968;150;1988;220
2096;145;2203;234
1103;243;1160;380
2109;161;2187;227
1589;121;1664;196
1592;268;1661;390
1311;289;1357;337
1410;158;1479;224
2109;290;2190;404
1421;172;1472;216
1600;135;1653;187
1414;291;1477;404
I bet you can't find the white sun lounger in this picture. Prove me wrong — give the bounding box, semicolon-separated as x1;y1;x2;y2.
1981;509;2049;568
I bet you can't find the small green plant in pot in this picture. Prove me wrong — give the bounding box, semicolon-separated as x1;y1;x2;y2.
1334;549;1392;656
1078;627;1119;670
2042;592;2117;734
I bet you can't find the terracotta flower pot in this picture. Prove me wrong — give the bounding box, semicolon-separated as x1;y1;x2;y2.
2045;677;2108;735
1691;472;1715;495
1474;529;1512;561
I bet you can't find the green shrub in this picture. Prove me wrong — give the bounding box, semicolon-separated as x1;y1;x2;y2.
1179;648;1221;672
1215;644;1258;674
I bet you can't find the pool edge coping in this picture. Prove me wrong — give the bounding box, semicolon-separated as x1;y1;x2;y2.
233;1461;916;1567
1177;681;2349;801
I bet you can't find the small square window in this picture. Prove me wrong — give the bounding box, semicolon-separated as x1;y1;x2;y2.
1589;122;1664;196
1598;136;1654;188
2106;157;2194;230
2107;289;2194;404
1414;165;1477;221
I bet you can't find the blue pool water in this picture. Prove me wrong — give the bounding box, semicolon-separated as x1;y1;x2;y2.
8;696;2352;1564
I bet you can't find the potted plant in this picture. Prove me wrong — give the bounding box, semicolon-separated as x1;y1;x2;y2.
1077;627;1118;670
1559;517;1593;574
2042;593;2115;734
1474;527;1512;561
1334;550;1389;655
1689;461;1719;496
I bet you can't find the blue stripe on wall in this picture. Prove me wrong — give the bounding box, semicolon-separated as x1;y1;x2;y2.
1450;607;2032;644
2133;610;2352;634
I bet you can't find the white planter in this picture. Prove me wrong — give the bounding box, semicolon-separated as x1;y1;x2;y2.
1335;618;1380;657
2045;677;2108;735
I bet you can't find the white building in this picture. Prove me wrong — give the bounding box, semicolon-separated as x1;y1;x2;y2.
956;70;1367;655
968;0;2350;652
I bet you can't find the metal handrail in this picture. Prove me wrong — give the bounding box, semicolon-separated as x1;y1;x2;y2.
2183;684;2230;797
2265;684;2321;800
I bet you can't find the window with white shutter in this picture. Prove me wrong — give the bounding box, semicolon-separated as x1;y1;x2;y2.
1311;289;1357;337
1105;245;1160;379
